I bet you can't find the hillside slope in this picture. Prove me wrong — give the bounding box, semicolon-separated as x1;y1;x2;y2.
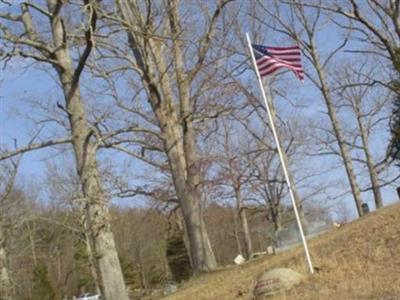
161;203;400;300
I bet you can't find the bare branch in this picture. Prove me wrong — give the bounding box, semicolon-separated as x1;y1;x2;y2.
188;0;235;82
0;138;71;161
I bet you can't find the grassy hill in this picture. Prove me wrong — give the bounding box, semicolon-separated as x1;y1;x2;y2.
161;203;400;300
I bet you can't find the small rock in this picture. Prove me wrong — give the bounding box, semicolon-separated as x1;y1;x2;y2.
254;268;304;299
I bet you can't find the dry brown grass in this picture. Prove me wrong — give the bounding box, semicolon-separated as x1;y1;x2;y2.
161;203;400;300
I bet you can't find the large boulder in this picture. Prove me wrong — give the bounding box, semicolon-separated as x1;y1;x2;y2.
254;268;304;299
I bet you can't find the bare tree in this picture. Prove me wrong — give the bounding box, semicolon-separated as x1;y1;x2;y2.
255;0;366;216
226;73;310;225
308;0;400;73
334;64;394;208
102;0;235;273
0;158;21;300
0;2;128;299
300;0;400;164
213;123;254;259
248;149;287;233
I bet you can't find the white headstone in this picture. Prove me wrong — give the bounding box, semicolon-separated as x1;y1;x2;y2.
266;246;275;255
234;254;246;265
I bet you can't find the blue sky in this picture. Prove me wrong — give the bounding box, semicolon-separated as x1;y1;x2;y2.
1;2;399;221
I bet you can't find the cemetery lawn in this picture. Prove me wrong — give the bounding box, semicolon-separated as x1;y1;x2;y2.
160;202;400;300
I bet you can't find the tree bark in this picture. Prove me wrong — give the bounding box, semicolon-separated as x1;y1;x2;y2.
0;228;13;300
310;42;365;217
234;188;253;259
232;207;243;256
270;200;282;232
353;100;383;208
47;1;128;299
84;226;102;296
175;183;217;272
116;0;217;273
140;58;217;274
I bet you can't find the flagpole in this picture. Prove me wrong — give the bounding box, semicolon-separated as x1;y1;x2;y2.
245;32;314;274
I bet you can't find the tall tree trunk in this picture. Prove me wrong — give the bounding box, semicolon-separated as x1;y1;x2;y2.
354;101;383;208
271;201;282;232
146;95;217;273
84;231;102;296
0;227;13;300
232;208;243;256
239;209;252;259
234;188;253;259
47;1;128;299
310;42;364;217
117;0;217;273
78;195;102;295
27;221;37;267
178;191;217;272
169;1;218;271
57;54;128;300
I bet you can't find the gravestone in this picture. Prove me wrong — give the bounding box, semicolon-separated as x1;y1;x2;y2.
266;246;275;255
361;203;370;214
254;268;303;299
234;254;246;265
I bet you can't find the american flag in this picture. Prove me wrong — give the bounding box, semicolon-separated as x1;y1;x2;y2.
252;44;304;81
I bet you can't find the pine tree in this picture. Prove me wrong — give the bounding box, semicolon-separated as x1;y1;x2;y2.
73;235;95;293
32;263;56;300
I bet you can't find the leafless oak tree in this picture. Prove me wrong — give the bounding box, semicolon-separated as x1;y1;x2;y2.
101;0;235;272
255;0;366;216
0;2;128;299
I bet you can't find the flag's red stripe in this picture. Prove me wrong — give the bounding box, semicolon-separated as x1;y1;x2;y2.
260;66;304;81
257;53;301;60
267;50;301;55
266;46;300;51
257;56;301;64
257;59;301;66
258;63;303;73
259;65;284;76
259;64;303;75
257;58;302;70
260;54;302;60
259;63;303;75
270;54;301;59
257;59;302;69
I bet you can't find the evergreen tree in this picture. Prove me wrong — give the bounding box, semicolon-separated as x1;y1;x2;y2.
32;263;56;300
73;235;95;293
